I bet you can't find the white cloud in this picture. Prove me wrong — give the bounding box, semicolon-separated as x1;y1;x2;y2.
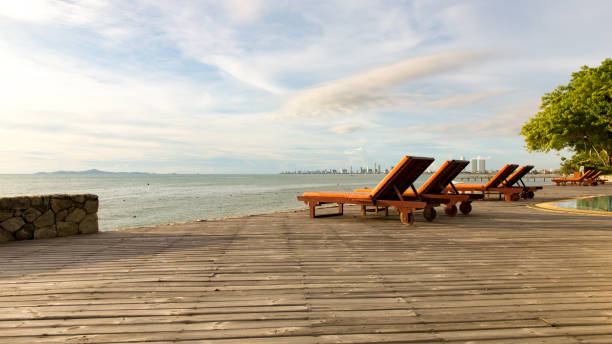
0;0;66;22
0;0;107;25
223;0;264;24
132;1;431;94
344;147;363;155
469;98;541;136
209;55;287;94
331;124;363;134
271;51;488;120
409;98;541;137
425;89;517;108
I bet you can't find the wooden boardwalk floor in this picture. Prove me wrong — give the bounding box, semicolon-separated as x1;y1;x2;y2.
1;185;611;343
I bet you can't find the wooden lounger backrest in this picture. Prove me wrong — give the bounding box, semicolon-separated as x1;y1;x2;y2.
417;160;468;195
503;165;534;187
484;164;519;188
370;156;434;201
590;170;603;179
579;170;595;180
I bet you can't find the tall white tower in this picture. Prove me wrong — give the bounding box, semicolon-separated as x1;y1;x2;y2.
478;158;486;173
470;158;478;173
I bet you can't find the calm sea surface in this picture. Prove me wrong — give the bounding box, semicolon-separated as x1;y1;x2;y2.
0;173;548;231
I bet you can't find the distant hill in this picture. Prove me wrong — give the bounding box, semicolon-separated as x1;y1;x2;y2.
36;169;152;175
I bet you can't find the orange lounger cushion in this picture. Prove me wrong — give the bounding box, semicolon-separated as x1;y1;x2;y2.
302;191;372;199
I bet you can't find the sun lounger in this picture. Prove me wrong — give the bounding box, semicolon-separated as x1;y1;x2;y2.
355;160;483;221
500;165;543;199
445;164;524;201
587;170;605;185
552;170;596;186
297;156;433;226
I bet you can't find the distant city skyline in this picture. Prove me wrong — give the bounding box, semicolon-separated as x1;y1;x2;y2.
1;1;610;173
281;155;561;175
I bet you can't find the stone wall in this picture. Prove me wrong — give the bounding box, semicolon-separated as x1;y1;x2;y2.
0;194;98;243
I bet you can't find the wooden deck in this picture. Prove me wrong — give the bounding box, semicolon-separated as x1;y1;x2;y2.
1;185;611;343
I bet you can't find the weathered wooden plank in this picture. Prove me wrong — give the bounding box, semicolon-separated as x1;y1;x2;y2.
0;184;611;342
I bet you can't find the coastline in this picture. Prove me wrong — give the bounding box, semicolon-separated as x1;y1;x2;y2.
2;173;564;232
112;182;603;233
115;183;566;232
115;203;346;232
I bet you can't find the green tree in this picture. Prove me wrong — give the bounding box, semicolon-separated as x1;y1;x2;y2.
520;58;612;172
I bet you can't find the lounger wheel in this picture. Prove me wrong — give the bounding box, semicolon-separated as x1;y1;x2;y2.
459;201;472;215
520;190;529;199
444;205;458;217
400;211;415;226
526;191;535;199
423;206;437;222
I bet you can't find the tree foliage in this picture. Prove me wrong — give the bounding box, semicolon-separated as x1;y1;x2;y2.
520;58;612;170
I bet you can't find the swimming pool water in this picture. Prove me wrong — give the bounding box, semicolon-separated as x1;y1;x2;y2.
554;195;612;212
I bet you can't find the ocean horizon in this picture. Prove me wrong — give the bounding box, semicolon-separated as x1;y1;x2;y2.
0;173;550;231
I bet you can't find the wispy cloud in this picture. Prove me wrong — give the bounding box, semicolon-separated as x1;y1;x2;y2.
344;147;363;155
223;0;264;24
468;98;541;136
408;98;541;137
271;51;488;120
331;124;364;134
424;89;517;108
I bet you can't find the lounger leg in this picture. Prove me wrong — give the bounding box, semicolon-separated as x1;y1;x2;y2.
306;202;343;218
384;207;389;216
504;193;520;202
308;202;317;218
361;205;366;216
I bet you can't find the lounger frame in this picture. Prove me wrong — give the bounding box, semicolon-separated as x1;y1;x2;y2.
500;165;543;199
552;170;596;186
356;160;481;220
297;156;433;226
447;164;525;202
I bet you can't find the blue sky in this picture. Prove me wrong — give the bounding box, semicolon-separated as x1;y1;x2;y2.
0;0;610;173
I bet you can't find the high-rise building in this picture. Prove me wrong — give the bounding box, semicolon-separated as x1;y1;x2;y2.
478;158;486;173
470;158;478;173
460;156;465;161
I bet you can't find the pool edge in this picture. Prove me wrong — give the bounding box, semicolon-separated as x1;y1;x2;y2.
533;195;612;216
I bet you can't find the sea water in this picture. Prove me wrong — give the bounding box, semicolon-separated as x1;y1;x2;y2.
0;173;548;231
0;174;405;230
